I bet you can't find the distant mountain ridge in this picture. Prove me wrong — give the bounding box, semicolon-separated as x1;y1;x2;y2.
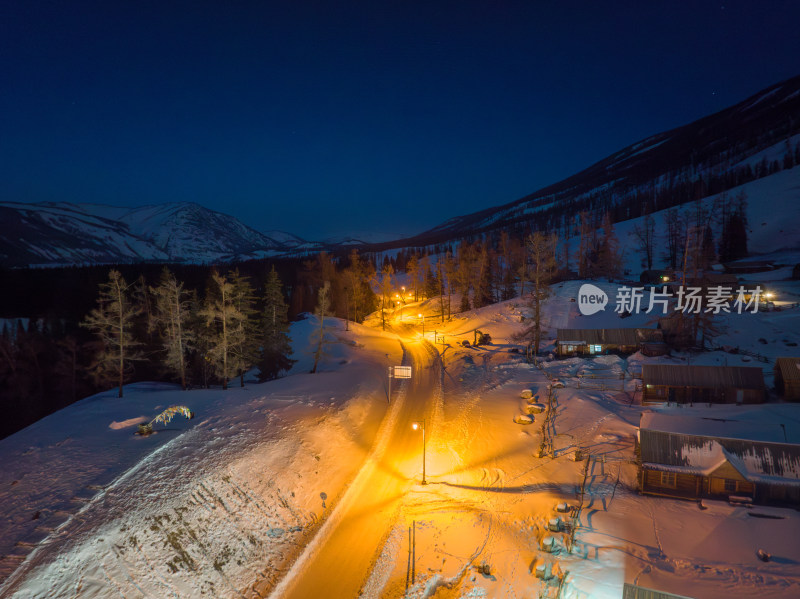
359;73;800;251
0;201;303;268
2;74;800;267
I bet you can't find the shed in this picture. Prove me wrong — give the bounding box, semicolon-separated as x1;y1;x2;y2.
556;328;663;357
774;357;800;401
638;412;800;506
642;364;765;404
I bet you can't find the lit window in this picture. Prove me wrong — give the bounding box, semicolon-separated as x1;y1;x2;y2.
593;345;602;353
660;472;676;488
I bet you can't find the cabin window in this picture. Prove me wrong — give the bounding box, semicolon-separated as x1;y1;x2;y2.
591;344;602;353
660;472;676;488
724;479;737;493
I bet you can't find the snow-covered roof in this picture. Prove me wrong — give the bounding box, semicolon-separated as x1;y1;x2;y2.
640;411;798;444
642;364;765;390
640;413;800;481
557;328;662;346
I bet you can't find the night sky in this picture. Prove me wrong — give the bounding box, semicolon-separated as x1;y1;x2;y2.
2;1;800;241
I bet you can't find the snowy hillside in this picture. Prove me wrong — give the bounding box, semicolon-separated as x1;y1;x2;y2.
612;163;800;274
360;74;800;252
3;282;799;598
0;317;403;597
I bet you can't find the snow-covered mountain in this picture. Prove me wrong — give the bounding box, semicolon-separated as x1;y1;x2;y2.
0;202;303;267
4;75;800;267
361;74;800;251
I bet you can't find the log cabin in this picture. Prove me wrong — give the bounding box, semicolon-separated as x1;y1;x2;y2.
638;412;800;506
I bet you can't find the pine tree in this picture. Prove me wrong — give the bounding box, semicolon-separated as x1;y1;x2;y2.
719;192;749;262
81;269;142;398
578;211;591;278
150;267;194;390
424;260;439;299
444;250;456;319
257;266;296;381
375;264;394;331
700;224;716;269
406;254;420;302
597;212;623;280
664;208;686;270
457;243;474;311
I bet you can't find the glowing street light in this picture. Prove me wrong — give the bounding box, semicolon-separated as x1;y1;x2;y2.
411;419;427;485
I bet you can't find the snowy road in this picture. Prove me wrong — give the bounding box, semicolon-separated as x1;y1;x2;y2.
261;334;441;599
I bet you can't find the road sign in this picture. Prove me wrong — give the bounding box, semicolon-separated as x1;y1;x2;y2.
392;365;412;379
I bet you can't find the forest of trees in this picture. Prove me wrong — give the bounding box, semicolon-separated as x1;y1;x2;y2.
0;250;381;439
2;135;785;439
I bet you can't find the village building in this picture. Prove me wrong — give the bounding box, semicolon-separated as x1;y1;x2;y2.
641;364;765;405
556;328;665;357
722;260;775;275
774;357;800;401
638;412;800;506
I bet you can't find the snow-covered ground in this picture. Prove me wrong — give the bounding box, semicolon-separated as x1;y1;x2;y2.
0;318;402;597
2;282;800;598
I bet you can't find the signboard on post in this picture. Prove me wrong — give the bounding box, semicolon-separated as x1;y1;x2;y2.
392;365;412;379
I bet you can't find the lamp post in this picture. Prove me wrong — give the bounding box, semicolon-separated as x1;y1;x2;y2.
412;419;427;484
418;313;425;336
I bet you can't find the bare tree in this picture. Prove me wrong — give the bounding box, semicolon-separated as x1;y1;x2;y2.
373;264;394;331
633;213;656;270
81;269;142;398
311;281;331;373
150;267;193;389
525;232;557;360
200;270;246;390
229;269;258;387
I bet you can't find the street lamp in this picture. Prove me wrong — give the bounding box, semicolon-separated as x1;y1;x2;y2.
411;420;427;484
418;313;425;336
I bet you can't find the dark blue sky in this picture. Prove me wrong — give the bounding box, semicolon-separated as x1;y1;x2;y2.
2;1;800;241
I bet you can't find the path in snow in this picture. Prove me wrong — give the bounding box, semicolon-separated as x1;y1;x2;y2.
259;337;441;599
